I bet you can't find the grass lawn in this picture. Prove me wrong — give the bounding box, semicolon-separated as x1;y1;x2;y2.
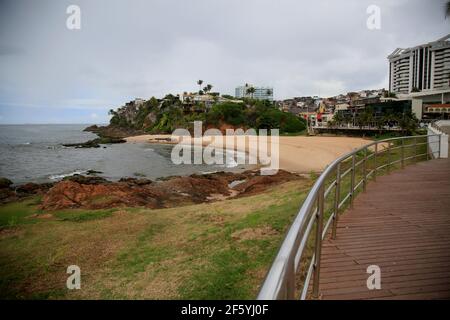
0;178;313;299
0;135;430;300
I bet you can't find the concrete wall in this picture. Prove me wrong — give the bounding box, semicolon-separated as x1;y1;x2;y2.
427;124;448;158
412;98;423;119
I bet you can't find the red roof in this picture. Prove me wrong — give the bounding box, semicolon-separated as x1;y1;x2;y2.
426;104;450;108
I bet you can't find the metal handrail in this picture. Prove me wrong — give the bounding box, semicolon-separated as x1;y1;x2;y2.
257;134;442;300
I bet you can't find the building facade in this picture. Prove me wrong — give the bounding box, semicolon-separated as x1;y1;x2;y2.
235;84;273;101
388;34;450;94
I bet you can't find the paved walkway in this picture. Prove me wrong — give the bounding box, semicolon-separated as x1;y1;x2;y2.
318;158;450;299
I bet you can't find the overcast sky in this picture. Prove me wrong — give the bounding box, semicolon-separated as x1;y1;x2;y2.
0;0;449;124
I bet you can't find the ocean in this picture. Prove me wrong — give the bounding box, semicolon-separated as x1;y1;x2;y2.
0;124;248;184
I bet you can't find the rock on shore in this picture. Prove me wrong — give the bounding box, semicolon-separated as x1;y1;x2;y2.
0;178;54;204
40;170;300;211
84;125;145;139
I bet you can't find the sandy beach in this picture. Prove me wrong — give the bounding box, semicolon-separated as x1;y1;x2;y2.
126;134;371;173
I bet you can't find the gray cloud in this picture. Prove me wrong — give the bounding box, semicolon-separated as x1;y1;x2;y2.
0;0;449;123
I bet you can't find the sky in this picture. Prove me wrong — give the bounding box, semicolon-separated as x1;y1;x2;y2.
0;0;449;124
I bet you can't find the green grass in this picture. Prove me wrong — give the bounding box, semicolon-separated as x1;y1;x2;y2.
178;185;310;299
53;208;115;222
0;179;312;299
0;197;42;227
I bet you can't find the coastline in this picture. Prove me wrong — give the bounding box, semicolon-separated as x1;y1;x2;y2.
126;134;371;173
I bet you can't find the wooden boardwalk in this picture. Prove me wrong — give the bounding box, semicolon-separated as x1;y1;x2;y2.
318;158;450;300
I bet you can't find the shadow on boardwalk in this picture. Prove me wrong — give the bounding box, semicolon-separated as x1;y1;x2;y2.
319;158;450;300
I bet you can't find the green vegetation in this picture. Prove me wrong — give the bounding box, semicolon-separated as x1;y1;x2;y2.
109;91;306;135
0;179;313;299
0;197;42;227
329;106;419;135
53;209;115;222
206;101;306;134
0;198;117;227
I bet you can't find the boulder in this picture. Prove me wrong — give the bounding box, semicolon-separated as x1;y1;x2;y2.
39;170;300;211
0;177;13;189
63;174;108;185
16;182;54;195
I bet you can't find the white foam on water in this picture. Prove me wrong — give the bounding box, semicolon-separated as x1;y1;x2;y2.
49;170;86;180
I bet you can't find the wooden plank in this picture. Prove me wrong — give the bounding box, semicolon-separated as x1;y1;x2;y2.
317;158;450;300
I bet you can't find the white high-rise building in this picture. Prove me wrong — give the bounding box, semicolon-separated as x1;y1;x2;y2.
235;84;273;101
388;34;450;94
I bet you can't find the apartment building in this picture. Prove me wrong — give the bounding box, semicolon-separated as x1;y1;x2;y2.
235;84;274;101
388;34;450;94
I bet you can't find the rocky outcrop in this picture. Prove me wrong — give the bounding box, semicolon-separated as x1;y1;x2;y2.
0;178;54;204
0;178;15;203
40;170;300;211
84;125;144;139
63;137;126;148
0;178;13;189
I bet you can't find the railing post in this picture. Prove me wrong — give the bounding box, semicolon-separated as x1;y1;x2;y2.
426;136;430;161
285;256;296;300
438;134;441;159
350;154;356;208
312;184;324;298
387;142;391;174
363;148;367;192
332;163;341;240
414;137;417;161
401;138;405;169
373;143;377;181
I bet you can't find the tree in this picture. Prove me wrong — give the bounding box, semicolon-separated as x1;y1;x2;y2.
382;112;396;128
202;84;213;95
397;112;419;135
330;112;345;127
357;107;375;129
266;89;273;96
197;80;203;93
246;86;256;99
446;1;450;18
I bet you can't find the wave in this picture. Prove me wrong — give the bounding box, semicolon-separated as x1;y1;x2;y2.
49;170;86;180
200;170;218;175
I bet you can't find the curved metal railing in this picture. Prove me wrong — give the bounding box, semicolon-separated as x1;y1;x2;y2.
257;134;442;300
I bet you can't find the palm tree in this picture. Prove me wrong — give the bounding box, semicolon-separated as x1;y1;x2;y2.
197;80;203;93
246;86;256;99
203;84;213;94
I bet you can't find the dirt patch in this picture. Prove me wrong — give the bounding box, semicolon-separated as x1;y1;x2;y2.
0;227;24;240
231;227;279;242
28;213;53;219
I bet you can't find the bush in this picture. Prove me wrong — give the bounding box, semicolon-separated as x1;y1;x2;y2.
256;109;306;133
206;102;246;126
